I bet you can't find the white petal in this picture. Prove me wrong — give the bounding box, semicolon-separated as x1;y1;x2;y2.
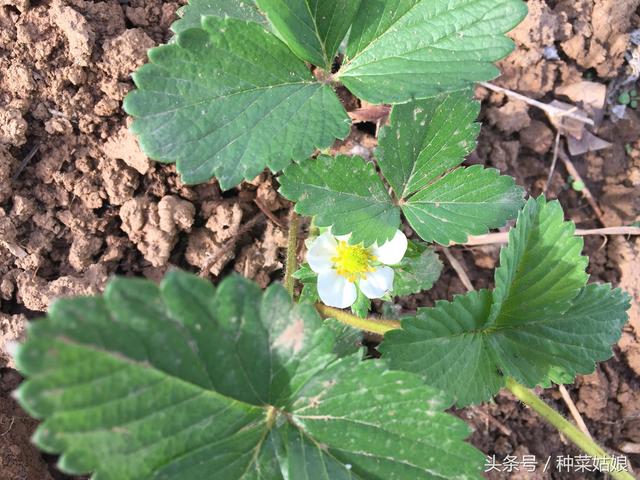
317;270;357;308
359;266;394;299
372;230;408;265
307;232;337;273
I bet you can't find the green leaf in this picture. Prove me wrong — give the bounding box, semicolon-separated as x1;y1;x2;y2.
488;196;589;329
172;0;268;34
378;92;523;245
255;0;362;68
292;263;317;283
15;271;484;479
322;318;364;357
299;282;319;304
339;0;528;104
402;165;525;245
381;197;631;406
491;283;630;387
381;289;504;407
377;91;480;199
293;263;320;304
381;302;403;320
279;155;400;246
280;94;523;246
391;241;443;296
124;16;350;190
571;180;585;191
351;287;371;318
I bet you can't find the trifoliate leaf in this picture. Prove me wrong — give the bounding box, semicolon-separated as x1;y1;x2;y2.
279;155;400;246
377;91;480;199
381;93;523;244
15;271;484;479
255;0;361;68
339;0;528;103
391;241;443;296
381;197;631;406
402;165;525;245
281;93;523;246
172;0;268;34
124;16;350;190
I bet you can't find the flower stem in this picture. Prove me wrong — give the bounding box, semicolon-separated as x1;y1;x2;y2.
505;378;634;480
315;303;400;336
284;211;300;298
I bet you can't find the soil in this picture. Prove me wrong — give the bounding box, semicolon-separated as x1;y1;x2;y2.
0;1;639;479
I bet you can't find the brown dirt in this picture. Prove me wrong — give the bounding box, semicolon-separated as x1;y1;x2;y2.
0;0;638;479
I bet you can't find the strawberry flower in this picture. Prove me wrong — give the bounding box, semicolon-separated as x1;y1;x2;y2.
307;230;408;308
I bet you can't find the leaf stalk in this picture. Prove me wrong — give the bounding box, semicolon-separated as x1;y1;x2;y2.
505;378;634;480
284;211;300;297
315;303;400;336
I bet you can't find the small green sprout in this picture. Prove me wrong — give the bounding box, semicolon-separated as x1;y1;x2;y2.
619;92;631;105
572;179;586;191
618;89;639;108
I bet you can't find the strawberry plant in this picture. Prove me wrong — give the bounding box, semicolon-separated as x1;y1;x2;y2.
12;1;635;479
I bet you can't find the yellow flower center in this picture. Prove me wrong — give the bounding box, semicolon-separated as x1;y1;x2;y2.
331;241;377;282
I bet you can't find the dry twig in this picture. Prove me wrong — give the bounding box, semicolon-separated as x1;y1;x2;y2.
0;417;15;437
440;247;474;291
471;406;513;436
618;442;640;455
0;239;28;259
12;144;39;180
347;104;391;123
479;82;594;126
253;198;286;230
460;226;640;246
558;149;607;225
558;384;593;440
544;131;562;193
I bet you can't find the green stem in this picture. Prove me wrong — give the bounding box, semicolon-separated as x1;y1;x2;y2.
284;212;300;298
506;378;634;480
315;304;400;336
313;305;633;477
